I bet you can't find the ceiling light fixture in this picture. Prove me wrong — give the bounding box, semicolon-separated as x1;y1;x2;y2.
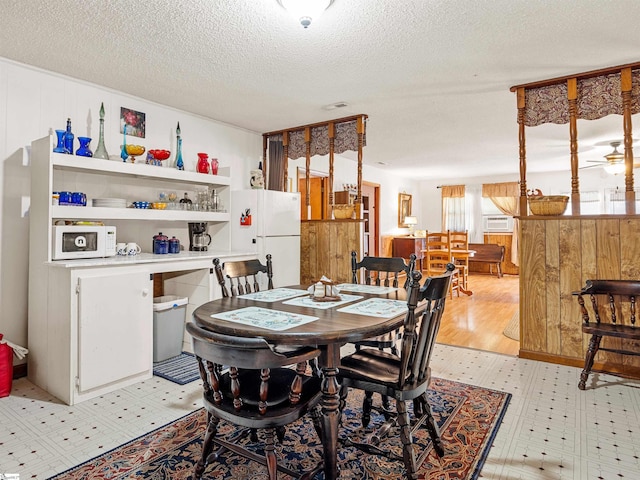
604;162;626;175
278;0;334;28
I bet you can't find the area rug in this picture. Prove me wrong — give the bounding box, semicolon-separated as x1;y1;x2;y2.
48;378;511;480
152;351;200;385
503;310;519;341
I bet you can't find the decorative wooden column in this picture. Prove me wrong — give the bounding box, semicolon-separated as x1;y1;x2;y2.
355;116;365;219
567;78;581;214
517;87;528;217
621;67;636;214
328;122;335;216
283;131;289;192
305;127;311;218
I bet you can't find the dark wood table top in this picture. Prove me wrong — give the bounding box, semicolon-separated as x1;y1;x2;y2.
192;284;408;346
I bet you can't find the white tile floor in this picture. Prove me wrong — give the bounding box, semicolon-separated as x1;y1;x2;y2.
1;344;640;479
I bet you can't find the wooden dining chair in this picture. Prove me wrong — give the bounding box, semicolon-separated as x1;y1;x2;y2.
449;230;469;291
338;265;455;479
187;322;323;479
424;249;459;298
350;251;416;355
214;255;273;297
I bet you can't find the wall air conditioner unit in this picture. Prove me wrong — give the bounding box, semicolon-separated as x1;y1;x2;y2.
483;215;513;233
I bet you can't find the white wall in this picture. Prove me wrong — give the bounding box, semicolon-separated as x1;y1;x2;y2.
0;57;262;353
288;154;422;237
418;167;635;231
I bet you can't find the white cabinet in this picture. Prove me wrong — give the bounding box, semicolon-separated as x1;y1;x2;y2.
77;270;152;393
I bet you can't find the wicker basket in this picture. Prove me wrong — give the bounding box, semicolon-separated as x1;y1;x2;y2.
333;204;354;219
528;195;569;216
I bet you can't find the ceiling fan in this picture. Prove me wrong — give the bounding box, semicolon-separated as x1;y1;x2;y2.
582;141;640;174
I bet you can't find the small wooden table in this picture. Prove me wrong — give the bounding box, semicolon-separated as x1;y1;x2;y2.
192;285;409;480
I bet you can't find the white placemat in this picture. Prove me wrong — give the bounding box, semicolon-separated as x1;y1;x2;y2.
337;298;407;318
210;306;318;331
237;288;308;302
335;283;398;294
282;294;363;309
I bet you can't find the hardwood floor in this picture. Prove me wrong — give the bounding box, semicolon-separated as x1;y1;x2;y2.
437;273;520;356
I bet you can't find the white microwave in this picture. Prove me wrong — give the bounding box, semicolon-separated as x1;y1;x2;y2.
483;215;513;233
52;225;117;260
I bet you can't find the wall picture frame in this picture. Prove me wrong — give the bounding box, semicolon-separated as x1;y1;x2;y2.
398;192;412;227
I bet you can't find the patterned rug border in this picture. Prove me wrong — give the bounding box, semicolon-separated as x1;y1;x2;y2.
48;378;512;480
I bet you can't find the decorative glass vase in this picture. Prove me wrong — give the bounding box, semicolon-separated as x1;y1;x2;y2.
63;118;74;155
76;137;93;157
210;157;219;175
93;102;109;159
197;152;210;174
174;122;184;170
53;130;67;153
120;124;128;162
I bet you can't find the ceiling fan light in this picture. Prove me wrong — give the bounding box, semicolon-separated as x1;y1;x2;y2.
604;162;625;175
278;0;333;28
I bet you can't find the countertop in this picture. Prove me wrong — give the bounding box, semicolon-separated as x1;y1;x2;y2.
47;249;257;268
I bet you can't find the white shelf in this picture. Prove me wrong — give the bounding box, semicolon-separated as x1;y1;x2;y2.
52;153;231;186
52;205;230;222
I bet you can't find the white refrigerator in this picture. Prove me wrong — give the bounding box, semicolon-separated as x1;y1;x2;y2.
230;190;301;287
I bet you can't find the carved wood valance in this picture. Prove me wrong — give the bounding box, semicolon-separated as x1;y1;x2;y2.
510;61;640;216
262;114;368;218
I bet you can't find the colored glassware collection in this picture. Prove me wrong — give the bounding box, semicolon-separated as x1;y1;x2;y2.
53;108;220;173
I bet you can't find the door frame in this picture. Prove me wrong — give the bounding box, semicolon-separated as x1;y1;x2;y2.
297;167;329;219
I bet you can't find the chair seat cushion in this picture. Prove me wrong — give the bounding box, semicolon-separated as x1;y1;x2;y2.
339;349;402;386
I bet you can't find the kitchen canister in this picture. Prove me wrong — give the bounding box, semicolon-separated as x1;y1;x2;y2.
168;236;180;254
153;232;169;254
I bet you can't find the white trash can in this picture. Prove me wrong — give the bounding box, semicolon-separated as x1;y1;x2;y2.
153;295;188;362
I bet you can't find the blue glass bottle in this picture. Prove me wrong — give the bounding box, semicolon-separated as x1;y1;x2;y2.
174;122;184;170
63;118;74;154
120;124;129;162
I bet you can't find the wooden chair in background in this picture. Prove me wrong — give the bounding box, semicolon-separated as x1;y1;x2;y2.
214;255;273;297
338;265;455;478
449;230;469;291
424;232;459;298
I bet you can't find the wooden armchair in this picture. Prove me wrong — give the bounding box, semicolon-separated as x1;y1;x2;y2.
573;279;640;390
187;322;323;479
338;264;455;478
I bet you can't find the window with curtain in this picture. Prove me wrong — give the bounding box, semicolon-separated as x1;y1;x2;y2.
482;182;519;266
441;185;465;232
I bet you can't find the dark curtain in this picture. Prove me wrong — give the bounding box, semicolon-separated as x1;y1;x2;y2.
268;139;284;191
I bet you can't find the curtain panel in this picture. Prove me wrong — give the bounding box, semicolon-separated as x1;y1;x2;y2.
441;185;466;231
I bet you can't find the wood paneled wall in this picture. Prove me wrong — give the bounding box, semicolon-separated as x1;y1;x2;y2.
519;215;640;376
300;220;363;285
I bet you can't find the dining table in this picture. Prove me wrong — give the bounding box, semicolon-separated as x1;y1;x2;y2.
192;283;410;480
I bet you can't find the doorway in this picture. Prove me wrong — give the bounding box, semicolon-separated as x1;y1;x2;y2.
297;168;329;220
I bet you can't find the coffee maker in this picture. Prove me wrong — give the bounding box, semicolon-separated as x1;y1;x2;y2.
188;222;212;251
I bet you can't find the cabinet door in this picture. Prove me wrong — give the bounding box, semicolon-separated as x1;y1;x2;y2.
77;271;152;392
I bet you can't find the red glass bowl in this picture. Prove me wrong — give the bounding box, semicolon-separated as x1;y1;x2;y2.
148;149;171;161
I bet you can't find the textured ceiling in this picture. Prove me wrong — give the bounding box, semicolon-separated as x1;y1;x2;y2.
2;0;640;179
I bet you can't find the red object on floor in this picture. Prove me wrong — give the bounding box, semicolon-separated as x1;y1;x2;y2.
0;334;13;398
